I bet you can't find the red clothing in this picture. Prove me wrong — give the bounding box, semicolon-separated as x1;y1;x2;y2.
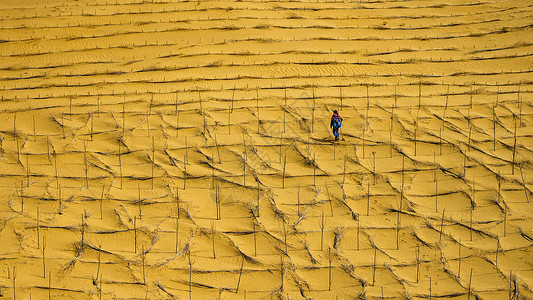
330;113;342;128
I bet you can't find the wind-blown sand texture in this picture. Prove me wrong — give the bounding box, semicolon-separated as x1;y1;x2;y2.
0;0;532;299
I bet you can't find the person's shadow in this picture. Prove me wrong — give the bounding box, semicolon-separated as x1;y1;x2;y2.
314;136;344;143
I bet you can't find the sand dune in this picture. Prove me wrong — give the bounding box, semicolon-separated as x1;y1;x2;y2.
0;0;532;299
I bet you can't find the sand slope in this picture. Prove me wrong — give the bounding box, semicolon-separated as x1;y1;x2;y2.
0;0;532;299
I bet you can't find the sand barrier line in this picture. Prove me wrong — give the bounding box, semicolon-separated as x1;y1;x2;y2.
64;0;513;10
0;11;515;30
27;204;512;230
3;85;531;112
4;29;533;59
30;216;512;251
0;0;519;23
3;60;532;85
2;80;530;104
3;56;533;85
24;206;514;230
4;149;526;179
2;114;529;141
0;0;520;15
7;129;526;152
1;124;472;145
7;136;527;164
5;81;526;109
3;43;533;73
6;115;528;138
2;7;528;32
3;102;531;123
0;16;518;42
5;172;503;189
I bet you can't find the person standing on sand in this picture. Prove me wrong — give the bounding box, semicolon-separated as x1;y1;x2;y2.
330;109;343;140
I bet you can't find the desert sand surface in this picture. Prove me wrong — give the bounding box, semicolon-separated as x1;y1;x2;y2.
0;0;532;299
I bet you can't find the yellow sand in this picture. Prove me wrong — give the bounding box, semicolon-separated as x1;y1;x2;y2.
0;0;532;299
